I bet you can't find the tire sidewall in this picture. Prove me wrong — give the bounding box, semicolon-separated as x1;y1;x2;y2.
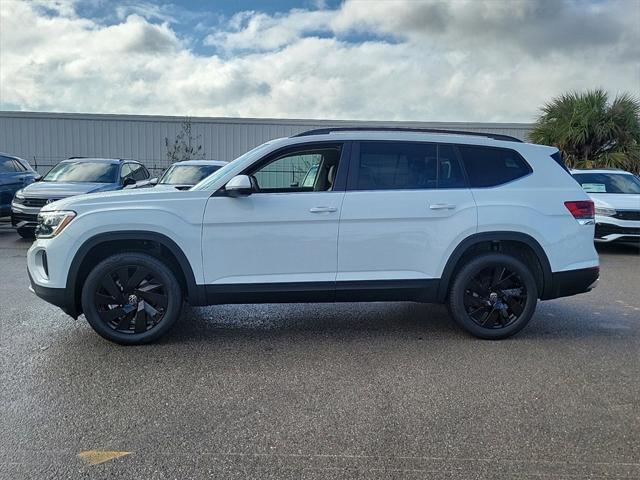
448;253;538;340
81;252;183;345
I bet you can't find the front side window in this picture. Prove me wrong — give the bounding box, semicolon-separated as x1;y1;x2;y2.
457;146;531;187
249;146;341;193
353;142;467;190
43;162;119;183
573;172;640;194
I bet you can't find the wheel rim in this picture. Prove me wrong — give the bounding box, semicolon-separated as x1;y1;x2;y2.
94;265;168;334
463;264;527;329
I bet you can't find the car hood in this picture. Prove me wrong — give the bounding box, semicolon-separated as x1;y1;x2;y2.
588;193;640;210
20;181;117;198
41;185;211;213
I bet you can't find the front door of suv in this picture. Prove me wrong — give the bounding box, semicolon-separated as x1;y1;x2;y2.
336;141;477;298
201;143;348;299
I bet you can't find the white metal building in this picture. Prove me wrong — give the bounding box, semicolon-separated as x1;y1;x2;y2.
0;111;533;175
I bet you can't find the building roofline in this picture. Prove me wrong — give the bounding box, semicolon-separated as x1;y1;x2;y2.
0;110;534;130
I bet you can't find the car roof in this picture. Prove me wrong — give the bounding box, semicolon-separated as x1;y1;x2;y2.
571;168;634;175
168;160;228;166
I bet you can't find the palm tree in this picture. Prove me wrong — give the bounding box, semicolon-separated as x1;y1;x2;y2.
529;89;640;174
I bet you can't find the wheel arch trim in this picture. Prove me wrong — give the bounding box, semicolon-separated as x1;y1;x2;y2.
437;231;554;301
65;230;204;318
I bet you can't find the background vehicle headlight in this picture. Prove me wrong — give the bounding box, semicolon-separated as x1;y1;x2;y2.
13;190;24;204
595;206;616;217
36;211;76;239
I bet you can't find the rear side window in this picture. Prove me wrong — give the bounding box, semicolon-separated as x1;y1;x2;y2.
131;164;149;181
354;142;466;190
0;157;19;173
457;146;531;187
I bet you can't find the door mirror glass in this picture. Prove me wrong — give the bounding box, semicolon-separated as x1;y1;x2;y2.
225;175;253;197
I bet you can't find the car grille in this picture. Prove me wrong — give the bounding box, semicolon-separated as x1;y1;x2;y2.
596;223;640;238
11;212;38;226
613;210;640;221
22;197;51;208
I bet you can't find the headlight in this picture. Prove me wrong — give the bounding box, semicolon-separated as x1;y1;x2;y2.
595;206;616;217
13;190;24;204
35;210;76;239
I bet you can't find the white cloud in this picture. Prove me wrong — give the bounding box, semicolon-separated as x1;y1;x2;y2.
0;0;638;122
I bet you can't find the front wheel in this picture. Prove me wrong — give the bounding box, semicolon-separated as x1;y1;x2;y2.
81;252;183;345
447;253;538;340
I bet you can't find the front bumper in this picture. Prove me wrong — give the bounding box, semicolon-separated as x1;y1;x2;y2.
28;269;77;317
11;203;41;228
595;221;640;243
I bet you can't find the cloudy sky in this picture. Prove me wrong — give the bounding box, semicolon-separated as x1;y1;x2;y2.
0;0;638;122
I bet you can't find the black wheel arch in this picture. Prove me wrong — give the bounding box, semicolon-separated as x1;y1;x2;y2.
437;231;553;302
65;231;205;318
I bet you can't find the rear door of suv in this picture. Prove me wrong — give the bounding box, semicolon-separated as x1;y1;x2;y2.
336;140;477;299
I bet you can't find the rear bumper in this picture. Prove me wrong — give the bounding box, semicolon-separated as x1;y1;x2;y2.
546;266;599;300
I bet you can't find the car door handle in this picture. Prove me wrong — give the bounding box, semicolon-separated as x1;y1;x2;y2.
309;206;337;213
429;203;456;210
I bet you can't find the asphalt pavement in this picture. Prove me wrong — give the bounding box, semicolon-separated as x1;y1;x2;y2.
0;223;638;479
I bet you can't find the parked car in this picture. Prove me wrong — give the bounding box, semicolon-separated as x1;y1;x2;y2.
27;128;599;344
572;169;640;243
151;160;228;190
12;158;151;238
0;153;39;218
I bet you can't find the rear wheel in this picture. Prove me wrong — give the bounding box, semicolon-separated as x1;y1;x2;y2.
448;253;538;339
81;252;183;345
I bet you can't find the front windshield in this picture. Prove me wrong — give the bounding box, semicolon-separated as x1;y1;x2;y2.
160;164;223;185
191;142;275;190
574;172;640;194
44;161;118;183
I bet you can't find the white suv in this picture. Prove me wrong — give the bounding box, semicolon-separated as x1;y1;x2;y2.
27;128;599;344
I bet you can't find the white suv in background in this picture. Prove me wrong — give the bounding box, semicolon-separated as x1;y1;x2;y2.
27;128;599;344
572;169;640;243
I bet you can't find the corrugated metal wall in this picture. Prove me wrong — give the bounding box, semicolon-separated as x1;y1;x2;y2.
0;111;533;175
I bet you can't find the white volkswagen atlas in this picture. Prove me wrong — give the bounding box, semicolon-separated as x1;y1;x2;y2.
27;128;600;344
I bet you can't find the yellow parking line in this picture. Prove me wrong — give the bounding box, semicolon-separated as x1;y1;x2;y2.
78;450;132;466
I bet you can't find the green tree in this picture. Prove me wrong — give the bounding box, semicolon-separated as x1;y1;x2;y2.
165;117;205;162
529;89;640;174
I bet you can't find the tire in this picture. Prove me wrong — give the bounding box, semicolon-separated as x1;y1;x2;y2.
81;252;183;345
17;227;35;239
447;253;538;340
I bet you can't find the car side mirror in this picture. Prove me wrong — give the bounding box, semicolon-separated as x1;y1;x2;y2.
225;175;253;197
34;175;42;182
123;177;136;187
149;177;158;185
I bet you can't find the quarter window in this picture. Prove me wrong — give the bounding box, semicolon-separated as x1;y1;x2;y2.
457;146;531;187
0;157;19;173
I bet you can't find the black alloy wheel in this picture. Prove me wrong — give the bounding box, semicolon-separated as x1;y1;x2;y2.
448;253;538;339
463;265;527;329
95;265;168;334
81;252;182;345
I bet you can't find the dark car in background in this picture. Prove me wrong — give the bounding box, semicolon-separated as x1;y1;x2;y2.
151;160;228;190
0;153;40;218
11;157;151;238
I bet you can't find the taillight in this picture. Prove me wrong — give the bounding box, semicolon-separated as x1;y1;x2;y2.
564;200;595;220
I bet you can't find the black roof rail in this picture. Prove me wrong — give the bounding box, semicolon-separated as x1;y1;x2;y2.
292;127;523;143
